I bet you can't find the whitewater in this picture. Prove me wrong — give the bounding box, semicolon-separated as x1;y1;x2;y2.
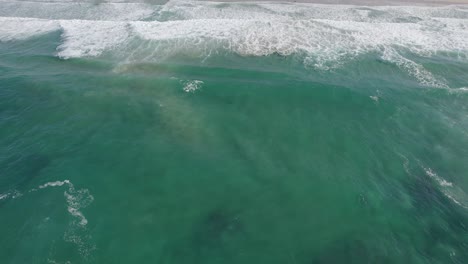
1;1;467;264
1;0;468;87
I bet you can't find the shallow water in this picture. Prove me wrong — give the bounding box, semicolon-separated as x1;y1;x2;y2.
1;0;468;263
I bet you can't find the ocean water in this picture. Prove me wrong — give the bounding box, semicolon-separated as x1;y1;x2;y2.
1;0;468;263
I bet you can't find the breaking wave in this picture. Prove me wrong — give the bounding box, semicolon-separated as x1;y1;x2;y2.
1;0;467;87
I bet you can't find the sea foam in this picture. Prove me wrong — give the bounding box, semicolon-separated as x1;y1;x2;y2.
1;179;96;260
1;0;467;87
0;17;60;41
0;1;155;21
424;167;468;209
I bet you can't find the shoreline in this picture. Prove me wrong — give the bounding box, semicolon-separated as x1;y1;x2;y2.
201;0;468;6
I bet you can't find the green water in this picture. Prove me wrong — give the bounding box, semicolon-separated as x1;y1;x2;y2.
1;1;468;263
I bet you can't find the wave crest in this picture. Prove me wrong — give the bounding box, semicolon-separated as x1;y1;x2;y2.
1;0;468;87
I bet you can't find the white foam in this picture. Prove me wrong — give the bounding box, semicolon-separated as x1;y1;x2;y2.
0;17;60;41
130;17;466;86
424;167;468;209
148;0;468;75
453;87;468;93
1;0;467;87
403;157;468;210
32;179;95;258
38;180;70;189
34;179;94;226
31;180;94;226
160;0;468;22
57;20;130;58
64;188;92;227
0;190;23;200
2;179;94;227
381;47;449;88
0;193;9;200
182;80;203;92
424;167;453;187
0;1;155;21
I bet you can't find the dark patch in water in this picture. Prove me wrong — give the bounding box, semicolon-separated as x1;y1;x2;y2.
164;207;246;263
22;153;50;177
406;174;444;212
193;207;243;249
1;153;50;191
312;238;390;264
404;173;468;263
358;193;368;207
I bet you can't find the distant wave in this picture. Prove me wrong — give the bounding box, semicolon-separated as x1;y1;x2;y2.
1;0;467;87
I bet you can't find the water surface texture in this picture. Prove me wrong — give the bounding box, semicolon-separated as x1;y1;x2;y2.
1;0;468;263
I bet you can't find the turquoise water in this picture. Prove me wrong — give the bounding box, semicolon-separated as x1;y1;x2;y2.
1;1;468;263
